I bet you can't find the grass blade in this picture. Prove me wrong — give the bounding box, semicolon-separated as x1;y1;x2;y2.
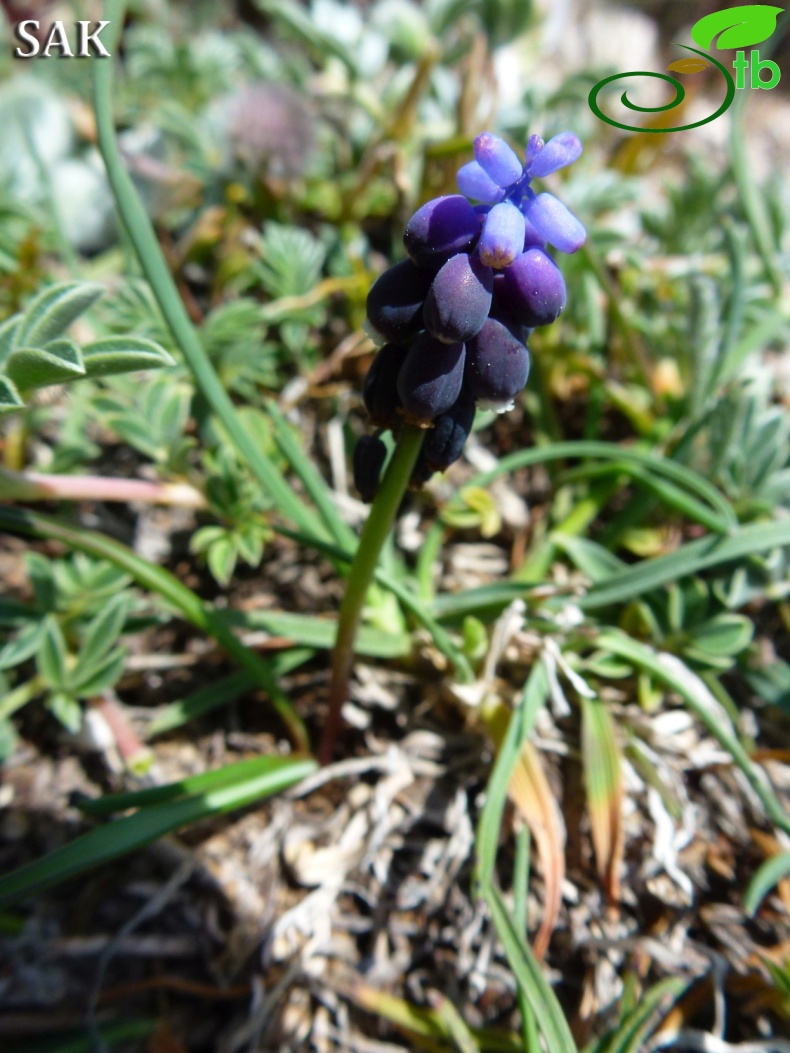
92;4;325;540
475;662;550;895
744;852;790;916
592;976;687;1053
581;695;624;904
346;981;522;1053
0;756;316;908
431;994;482;1053
275;524;474;682
462;440;737;532
508;739;566;959
147;650;313;737
266;400;357;550
595;632;790;834
582;520;790;610
485;884;578;1053
226;608;411;657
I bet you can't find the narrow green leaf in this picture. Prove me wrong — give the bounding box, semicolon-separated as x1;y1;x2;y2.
69;647;126;697
0;620;44;670
463;441;737;532
744;852;790;916
475;663;549;895
596;632;790;834
47;691;82;732
432;995;482;1053
553;535;627;583
0;375;24;413
16;282;105;348
0;756;316;907
348;981;522;1052
593;976;687;1053
3;340;86;392
581;696;624;902
147;650;313;737
0;716;19;765
267;399;357;551
226;609;411;658
37;616;68;689
92;30;325;542
81;335;176;376
76;592;131;671
0;315;22;364
486;885;578;1053
582;521;790;610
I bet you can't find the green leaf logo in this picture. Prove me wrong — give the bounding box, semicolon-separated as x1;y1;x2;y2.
691;4;784;50
666;58;711;73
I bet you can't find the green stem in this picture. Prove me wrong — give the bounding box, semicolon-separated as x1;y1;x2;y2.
319;425;425;763
93;1;321;540
0;506;309;751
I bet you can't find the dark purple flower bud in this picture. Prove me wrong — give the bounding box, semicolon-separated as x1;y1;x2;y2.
363;342;408;426
422;386;476;471
397;334;466;423
403;195;480;269
478;201;526;269
353;434;387;503
525;131;582;178
473;132;523;188
409;452;434;489
502;248;566;327
524;192;586;253
366;259;434;343
423;253;493;344
465;317;530;410
456;161;505;204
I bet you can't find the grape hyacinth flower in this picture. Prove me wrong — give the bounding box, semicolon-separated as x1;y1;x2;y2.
331;130;585;763
356;129;585;502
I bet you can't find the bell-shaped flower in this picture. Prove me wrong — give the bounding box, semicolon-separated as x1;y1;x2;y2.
525;131;583;179
456;161;505;204
473;132;523;188
478;201;526;269
524;192;586;254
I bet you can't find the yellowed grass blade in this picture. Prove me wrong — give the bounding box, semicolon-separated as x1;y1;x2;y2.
508;739;566;960
580;695;624;905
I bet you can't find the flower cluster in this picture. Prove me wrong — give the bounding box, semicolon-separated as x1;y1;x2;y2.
355;130;585;499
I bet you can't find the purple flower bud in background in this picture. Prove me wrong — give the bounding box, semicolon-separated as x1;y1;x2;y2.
397;335;466;423
423;254;493;344
478;201;526;269
456;161;505;204
404;194;480;269
473;132;523;189
502;248;567;327
525;193;586;254
353;434;388;503
525;131;582;178
363;342;408;426
366;259;434;343
465;317;530;410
